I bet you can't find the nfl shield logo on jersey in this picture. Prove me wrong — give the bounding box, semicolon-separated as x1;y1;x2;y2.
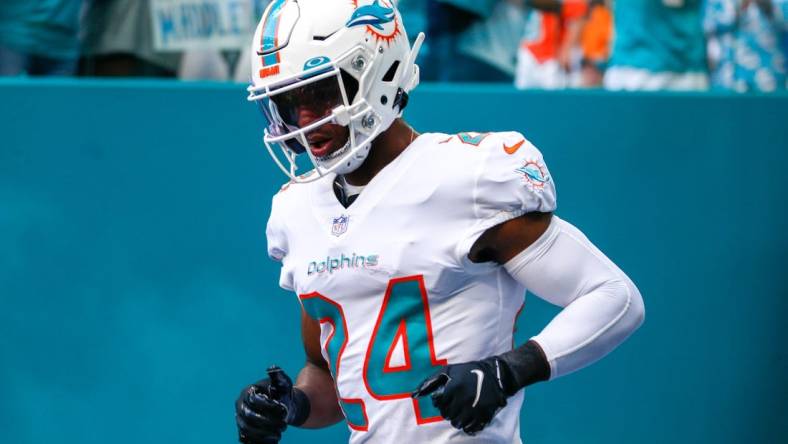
332;215;350;237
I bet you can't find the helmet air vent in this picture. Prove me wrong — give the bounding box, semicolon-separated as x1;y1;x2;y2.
313;29;340;41
340;69;360;103
382;61;400;83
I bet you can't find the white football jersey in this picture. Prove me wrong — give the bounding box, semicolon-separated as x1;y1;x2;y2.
266;131;557;443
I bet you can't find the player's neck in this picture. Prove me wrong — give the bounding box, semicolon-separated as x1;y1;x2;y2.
343;119;418;186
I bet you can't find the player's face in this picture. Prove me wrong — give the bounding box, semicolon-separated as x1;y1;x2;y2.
268;76;351;159
297;108;350;159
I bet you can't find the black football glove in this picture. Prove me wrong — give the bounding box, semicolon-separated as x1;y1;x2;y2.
412;341;550;435
235;366;310;444
412;358;507;435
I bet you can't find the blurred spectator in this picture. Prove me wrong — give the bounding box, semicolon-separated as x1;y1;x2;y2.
184;0;272;81
421;0;527;82
784;29;788;87
704;0;788;92
180;49;233;81
235;0;275;82
515;0;588;89
455;0;532;82
396;0;428;42
79;0;180;77
577;0;613;87
605;0;709;91
0;0;83;76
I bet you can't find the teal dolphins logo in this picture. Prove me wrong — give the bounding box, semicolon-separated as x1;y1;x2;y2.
517;165;547;183
346;0;395;31
516;160;550;190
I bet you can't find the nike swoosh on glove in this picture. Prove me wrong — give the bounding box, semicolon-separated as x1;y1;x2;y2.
412;358;507;435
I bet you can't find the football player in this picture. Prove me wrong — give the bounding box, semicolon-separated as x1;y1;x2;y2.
236;1;645;443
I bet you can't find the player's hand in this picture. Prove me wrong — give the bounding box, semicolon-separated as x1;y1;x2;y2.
235;366;310;444
412;358;507;435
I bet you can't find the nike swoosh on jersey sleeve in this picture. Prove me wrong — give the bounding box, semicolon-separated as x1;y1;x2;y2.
503;139;526;155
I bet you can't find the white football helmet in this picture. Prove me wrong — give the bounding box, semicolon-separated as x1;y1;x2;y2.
247;0;424;183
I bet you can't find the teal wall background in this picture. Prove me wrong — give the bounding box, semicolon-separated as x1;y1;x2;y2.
1;79;786;444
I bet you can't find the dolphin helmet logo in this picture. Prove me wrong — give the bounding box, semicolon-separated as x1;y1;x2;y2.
346;0;401;44
346;0;395;30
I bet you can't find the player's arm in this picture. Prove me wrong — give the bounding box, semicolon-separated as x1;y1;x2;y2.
294;310;345;428
415;128;644;434
416;212;644;435
235;313;343;443
476;211;645;381
463;132;644;383
237;197;345;442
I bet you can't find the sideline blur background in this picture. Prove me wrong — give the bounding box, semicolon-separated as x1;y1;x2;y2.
2;0;787;91
1;1;787;444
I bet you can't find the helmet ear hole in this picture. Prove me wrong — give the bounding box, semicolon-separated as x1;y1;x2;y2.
393;88;409;111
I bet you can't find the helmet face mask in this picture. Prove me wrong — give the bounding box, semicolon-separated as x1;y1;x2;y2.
247;0;423;183
257;66;357;155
